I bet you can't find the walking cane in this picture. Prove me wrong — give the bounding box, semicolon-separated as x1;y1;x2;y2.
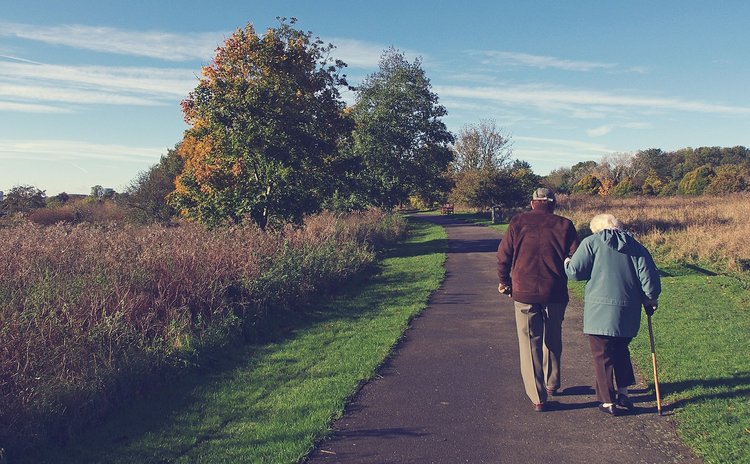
646;308;663;416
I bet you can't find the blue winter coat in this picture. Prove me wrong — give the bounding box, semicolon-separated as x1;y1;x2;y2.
564;229;661;337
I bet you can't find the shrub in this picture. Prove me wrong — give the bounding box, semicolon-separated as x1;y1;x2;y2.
658;180;679;196
610;177;635;197
678;165;715;195
572;174;602;195
704;164;747;194
28;207;77;225
641;174;665;196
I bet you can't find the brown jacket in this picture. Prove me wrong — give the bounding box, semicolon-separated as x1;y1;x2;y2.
497;209;579;304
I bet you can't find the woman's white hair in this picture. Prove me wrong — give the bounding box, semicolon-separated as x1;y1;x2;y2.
590;213;622;233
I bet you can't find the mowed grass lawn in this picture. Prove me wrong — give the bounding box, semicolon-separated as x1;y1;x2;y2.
629;267;750;464
27;218;446;464
459;210;749;464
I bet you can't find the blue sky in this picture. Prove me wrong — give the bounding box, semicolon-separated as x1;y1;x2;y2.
2;0;749;195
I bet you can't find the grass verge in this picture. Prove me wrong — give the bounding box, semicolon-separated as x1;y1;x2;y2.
24;217;447;464
569;264;750;464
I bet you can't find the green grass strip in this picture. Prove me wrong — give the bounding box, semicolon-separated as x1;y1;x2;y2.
27;218;446;464
570;266;750;464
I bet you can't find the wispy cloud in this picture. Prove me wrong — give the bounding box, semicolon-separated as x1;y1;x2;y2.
435;83;750;116
0;139;164;163
0;53;44;65
0;60;197;111
326;38;386;69
0;100;72;113
586;122;649;137
0;83;165;106
1;61;196;96
325;37;426;71
478;51;617;72
0;21;224;61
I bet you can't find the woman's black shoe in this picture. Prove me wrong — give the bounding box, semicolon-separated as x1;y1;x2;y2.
598;404;620;416
616;394;634;410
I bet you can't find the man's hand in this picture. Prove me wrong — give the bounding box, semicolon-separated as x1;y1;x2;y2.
498;283;512;297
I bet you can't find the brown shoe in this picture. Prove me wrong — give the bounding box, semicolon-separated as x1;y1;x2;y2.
533;402;546;412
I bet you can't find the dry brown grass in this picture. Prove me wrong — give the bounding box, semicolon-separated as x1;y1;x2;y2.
0;209;405;450
557;194;750;272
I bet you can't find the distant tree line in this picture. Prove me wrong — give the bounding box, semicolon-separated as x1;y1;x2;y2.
545;146;750;197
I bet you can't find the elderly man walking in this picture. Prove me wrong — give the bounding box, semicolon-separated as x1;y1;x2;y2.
496;188;579;411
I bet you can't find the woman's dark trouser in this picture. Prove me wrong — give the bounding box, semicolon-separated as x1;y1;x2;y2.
587;335;636;403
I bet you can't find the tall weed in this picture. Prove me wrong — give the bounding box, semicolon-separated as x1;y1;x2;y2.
0;208;404;455
557;194;750;272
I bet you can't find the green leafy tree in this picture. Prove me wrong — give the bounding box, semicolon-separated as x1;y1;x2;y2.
90;185;104;199
659;180;679;196
718;146;750;165
351;47;454;208
124;146;185;223
505;160;542;207
610;177;635;197
569;160;597;185
1;185;46;214
450;160;539;210
46;192;70;207
544;167;574;194
678;165;715;195
170;18;353;228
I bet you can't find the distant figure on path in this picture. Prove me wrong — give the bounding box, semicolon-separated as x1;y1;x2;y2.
564;214;661;416
496;188;579;412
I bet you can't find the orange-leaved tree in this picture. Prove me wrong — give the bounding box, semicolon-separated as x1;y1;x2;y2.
170;18;353;228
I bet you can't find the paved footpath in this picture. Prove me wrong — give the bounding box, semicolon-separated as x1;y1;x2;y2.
306;215;700;464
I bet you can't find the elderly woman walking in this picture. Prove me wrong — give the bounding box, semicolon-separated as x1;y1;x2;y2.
564;214;661;416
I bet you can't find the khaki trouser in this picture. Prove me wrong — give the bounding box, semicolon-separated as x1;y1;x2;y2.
513;301;566;404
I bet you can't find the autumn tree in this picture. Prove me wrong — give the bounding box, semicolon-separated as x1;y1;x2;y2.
641;171;666;195
350;48;454;208
704;164;747;194
169;18;353;228
572;174;602;195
